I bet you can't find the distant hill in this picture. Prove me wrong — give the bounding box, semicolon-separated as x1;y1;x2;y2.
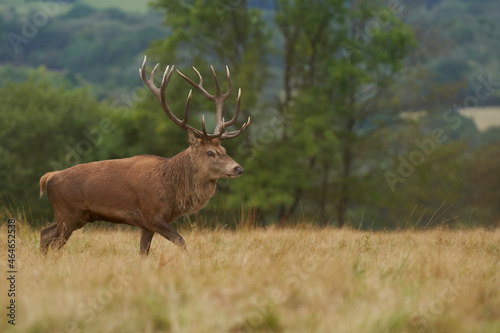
79;0;151;13
1;0;499;105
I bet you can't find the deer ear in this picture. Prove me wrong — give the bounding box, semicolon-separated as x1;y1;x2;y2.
186;130;200;147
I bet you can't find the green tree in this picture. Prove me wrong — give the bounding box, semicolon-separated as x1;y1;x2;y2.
0;73;112;222
465;143;500;226
328;1;415;227
239;0;415;226
379;137;468;229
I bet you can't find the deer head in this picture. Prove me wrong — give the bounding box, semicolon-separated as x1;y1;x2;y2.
139;56;249;179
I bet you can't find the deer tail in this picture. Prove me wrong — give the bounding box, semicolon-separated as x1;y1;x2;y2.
40;172;58;198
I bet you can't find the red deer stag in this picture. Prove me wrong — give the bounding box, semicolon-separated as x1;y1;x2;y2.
39;56;250;255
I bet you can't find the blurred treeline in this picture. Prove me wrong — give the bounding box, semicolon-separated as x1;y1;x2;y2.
1;0;499;229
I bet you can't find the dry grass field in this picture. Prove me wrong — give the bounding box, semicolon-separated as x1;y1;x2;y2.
1;218;500;333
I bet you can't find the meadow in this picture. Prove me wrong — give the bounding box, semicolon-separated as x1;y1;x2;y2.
1;218;499;333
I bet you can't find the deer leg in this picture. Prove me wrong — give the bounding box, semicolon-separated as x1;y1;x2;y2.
140;228;155;256
51;221;76;250
150;221;187;253
40;222;59;254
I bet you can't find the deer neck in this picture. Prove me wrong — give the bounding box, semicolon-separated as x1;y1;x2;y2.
168;149;217;216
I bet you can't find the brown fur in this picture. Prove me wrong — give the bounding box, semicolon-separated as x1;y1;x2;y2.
40;133;243;255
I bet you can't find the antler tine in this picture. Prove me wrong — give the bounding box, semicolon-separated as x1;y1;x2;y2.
182;90;192;126
159;64;175;107
220;116;251;140
211;66;221;96
176;67;215;101
222;88;241;128
201;114;208;137
139;56;161;97
222;65;232;99
193;66;203;86
214;65;232;135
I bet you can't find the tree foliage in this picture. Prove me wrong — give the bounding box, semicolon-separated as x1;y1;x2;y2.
0;73;112;221
234;0;416;226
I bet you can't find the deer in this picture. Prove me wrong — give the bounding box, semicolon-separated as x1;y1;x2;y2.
39;56;250;256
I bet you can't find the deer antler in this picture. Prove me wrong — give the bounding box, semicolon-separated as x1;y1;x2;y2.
139;55;250;140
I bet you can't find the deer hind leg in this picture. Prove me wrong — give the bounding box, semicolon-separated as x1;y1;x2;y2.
140;228;155;256
40;222;59;254
41;212;83;253
51;221;76;250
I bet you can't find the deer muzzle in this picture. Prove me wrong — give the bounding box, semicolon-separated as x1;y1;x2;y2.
234;166;244;176
229;165;244;178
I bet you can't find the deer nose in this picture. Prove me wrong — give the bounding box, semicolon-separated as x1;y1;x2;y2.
234;166;244;176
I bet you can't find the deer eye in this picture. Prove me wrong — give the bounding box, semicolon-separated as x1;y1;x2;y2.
206;151;215;157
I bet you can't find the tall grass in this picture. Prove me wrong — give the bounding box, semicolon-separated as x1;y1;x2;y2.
0;215;499;332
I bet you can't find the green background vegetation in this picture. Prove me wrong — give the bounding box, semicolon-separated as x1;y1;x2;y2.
1;0;499;229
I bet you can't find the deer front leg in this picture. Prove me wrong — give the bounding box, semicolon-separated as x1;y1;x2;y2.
140;228;155;256
150;220;187;253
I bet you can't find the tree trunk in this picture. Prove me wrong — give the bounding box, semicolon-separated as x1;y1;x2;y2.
337;140;354;227
318;162;330;226
337;110;354;227
277;188;303;226
277;204;287;227
336;169;348;228
336;200;346;228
